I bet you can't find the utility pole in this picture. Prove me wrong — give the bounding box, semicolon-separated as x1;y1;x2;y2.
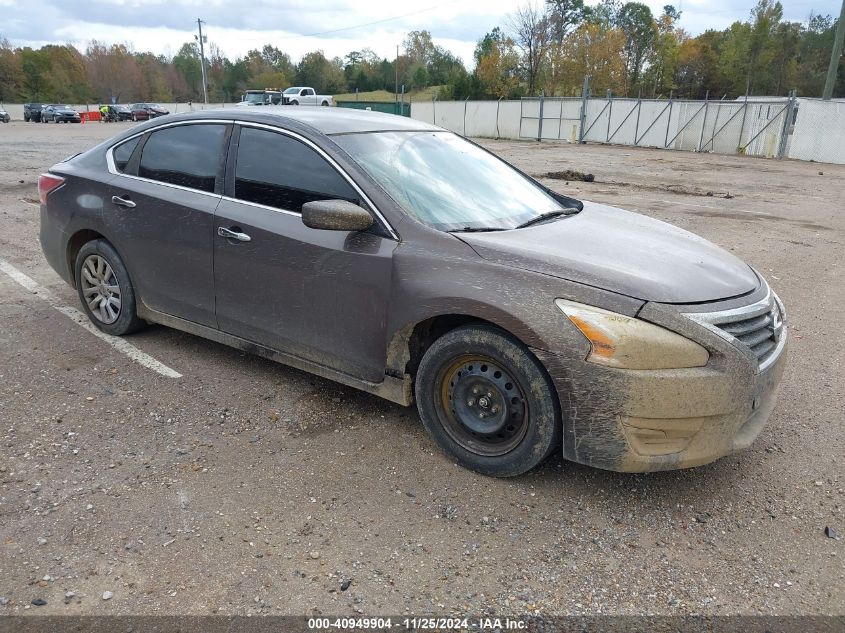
196;18;209;105
823;0;845;99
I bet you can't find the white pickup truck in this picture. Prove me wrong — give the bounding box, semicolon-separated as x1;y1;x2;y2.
282;87;333;106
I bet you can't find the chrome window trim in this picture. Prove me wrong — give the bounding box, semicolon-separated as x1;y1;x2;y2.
105;118;399;240
219;195;299;218
105;119;230;199
684;284;786;373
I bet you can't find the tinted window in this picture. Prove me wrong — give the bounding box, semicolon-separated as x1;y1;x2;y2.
234;128;357;211
113;136;140;173
139;124;226;193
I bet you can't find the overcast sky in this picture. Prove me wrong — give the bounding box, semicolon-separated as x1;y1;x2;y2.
1;0;841;66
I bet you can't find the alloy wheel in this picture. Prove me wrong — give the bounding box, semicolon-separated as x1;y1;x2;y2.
80;254;122;324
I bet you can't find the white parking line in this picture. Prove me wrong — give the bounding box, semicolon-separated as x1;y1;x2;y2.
0;259;182;379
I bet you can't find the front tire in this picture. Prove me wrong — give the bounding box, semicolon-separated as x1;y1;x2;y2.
415;324;561;477
75;240;144;336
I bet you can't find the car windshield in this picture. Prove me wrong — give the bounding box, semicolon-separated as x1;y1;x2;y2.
333;131;564;231
284;88;299;94
244;93;265;103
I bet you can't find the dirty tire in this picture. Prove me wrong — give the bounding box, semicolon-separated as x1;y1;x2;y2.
416;324;560;477
74;240;144;336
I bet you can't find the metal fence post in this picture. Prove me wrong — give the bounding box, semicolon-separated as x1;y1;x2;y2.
633;91;642;146
464;96;469;136
777;90;796;159
578;75;591;144
737;94;749;154
495;96;502;139
664;91;674;148
432;95;437;126
537;91;545;142
697;91;710;152
606;90;613;142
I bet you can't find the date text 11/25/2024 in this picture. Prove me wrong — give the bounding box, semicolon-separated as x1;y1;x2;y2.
307;617;528;630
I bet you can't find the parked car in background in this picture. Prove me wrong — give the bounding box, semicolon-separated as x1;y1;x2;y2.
113;105;134;121
282;87;332;106
0;106;9;123
237;89;283;106
129;103;169;121
37;108;787;477
24;103;45;122
42;105;81;123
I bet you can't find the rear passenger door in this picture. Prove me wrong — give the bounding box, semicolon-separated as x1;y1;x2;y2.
104;122;229;328
213;125;397;382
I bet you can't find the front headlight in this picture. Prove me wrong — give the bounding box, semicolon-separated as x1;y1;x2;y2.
556;299;709;369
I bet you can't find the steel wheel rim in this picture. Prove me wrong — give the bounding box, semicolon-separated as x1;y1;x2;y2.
80;254;122;324
437;355;529;456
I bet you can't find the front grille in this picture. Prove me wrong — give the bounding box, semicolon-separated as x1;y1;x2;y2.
684;286;785;371
716;306;782;363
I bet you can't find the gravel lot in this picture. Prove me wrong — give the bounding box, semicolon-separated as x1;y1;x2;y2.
0;121;842;617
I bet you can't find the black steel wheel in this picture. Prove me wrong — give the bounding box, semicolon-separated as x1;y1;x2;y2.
438;355;529;456
416;324;561;477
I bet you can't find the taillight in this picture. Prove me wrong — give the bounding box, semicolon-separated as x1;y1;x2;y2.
38;173;65;205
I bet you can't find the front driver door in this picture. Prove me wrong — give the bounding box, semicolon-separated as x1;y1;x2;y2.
213;125;396;382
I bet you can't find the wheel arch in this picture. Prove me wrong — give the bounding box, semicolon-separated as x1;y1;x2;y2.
65;229;114;289
386;308;559;397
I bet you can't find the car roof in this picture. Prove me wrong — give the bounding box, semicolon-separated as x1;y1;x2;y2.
161;106;440;136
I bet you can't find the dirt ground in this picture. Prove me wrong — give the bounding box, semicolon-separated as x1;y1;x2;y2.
0;121;842;617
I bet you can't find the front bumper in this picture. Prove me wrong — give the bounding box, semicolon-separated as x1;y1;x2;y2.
533;291;788;472
55;115;81;122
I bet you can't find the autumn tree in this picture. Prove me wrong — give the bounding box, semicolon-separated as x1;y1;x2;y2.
474;28;521;97
0;37;24;101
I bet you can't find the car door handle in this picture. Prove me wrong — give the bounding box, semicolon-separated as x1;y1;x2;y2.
111;195;136;209
218;226;251;242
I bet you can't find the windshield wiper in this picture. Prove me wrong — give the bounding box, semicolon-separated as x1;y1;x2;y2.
446;227;507;233
514;209;579;229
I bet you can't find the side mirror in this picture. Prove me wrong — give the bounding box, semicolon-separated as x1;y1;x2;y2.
302;200;374;232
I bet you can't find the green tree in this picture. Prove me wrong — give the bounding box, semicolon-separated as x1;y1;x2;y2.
172;42;202;99
546;0;587;45
643;5;683;97
617;2;656;95
295;51;345;93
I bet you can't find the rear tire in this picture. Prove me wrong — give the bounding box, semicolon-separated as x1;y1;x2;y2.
415;324;561;477
74;240;145;336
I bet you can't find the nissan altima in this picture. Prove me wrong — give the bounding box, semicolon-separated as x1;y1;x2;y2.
38;108;787;476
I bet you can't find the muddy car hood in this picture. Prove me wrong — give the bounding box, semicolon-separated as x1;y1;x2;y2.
458;201;759;303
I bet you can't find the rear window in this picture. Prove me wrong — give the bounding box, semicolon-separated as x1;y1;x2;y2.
138;124;227;193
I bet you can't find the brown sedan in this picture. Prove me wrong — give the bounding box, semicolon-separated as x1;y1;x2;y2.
128;103;170;121
38;108;787;476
